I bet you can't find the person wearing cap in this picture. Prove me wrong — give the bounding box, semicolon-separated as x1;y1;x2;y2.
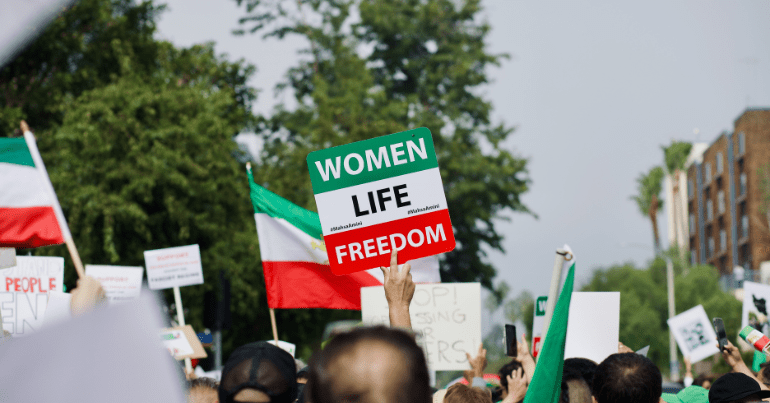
218;341;297;403
708;373;770;403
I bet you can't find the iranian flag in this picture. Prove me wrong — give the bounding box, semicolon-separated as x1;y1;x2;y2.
0;130;70;248
247;166;440;309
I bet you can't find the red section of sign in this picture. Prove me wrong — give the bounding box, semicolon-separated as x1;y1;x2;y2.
532;336;542;358
323;209;455;275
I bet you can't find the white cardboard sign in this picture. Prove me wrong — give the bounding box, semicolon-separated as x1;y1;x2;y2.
267;340;297;357
85;265;143;304
667;305;720;363
0;256;64;336
564;292;620;364
742;281;770;329
160;328;195;358
361;283;481;371
143;245;203;290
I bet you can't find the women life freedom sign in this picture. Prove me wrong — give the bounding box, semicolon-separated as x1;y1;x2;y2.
307;128;455;275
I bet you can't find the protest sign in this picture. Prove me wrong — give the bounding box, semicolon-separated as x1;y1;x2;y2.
160;325;207;360
267;340;297;358
0;256;64;336
667;305;720;363
531;295;547;358
85;265;143;304
564;292;620;363
42;292;72;329
361;283;481;371
307;128;456;275
143;244;203;290
0;248;15;269
742;282;770;329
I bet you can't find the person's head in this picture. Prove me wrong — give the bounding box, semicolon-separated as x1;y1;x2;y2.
442;383;491;403
693;375;715;390
307;325;432;403
708;373;770;403
561;358;599;403
591;353;662;403
498;360;524;398
218;341;297;403
189;377;220;403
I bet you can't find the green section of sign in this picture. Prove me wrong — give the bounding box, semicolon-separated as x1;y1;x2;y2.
535;296;548;316
307;127;438;194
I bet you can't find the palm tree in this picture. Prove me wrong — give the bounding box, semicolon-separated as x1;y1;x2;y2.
632;166;665;255
662;141;693;259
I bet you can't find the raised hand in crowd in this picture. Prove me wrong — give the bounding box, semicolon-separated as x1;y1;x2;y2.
502;368;528;403
70;275;107;316
464;343;488;384
718;339;770;391
516;334;535;384
380;248;415;329
683;355;693;388
617;341;633;354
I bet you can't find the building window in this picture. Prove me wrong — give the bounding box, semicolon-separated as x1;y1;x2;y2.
707;199;713;221
720;229;726;251
742;215;749;238
740;173;747;196
739;132;746;155
689;213;695;234
708;237;715;257
688;179;694;199
705;163;712;184
718;191;725;214
716;152;723;174
691;249;697;266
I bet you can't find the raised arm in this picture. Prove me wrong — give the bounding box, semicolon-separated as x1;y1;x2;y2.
720;339;769;391
381;249;415;329
516;333;536;384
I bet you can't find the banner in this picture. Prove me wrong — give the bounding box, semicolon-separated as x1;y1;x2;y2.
85;265;143;304
667;305;720;363
308;128;455;275
143;245;203;290
361;283;481;371
564;292;620;364
0;256;64;336
742;282;770;329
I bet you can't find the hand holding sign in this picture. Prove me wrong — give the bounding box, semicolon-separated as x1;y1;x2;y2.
381;249;415;328
70;276;107;316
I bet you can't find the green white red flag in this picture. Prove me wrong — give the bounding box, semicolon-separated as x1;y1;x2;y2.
0;132;70;248
247;167;440;309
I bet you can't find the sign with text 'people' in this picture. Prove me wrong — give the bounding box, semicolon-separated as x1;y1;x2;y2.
0;256;64;336
85;265;144;304
360;283;481;371
307;128;456;275
143;245;203;290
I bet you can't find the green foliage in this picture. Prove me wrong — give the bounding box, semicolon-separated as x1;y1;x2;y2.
631;166;665;216
662;141;693;174
237;0;532;289
582;256;741;375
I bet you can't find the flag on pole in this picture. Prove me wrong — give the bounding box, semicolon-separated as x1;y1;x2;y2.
523;262;576;403
0;132;71;248
247;167;440;309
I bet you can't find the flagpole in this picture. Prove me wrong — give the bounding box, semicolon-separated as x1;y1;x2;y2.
540;248;569;352
246;163;281;345
20;121;85;278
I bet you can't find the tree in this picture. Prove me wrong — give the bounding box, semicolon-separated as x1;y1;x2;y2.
662;141;692;260
632;166;665;255
582;256;742;375
235;0;532;291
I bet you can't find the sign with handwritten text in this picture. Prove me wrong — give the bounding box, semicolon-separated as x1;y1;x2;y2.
0;256;64;337
143;245;203;290
85;265;144;304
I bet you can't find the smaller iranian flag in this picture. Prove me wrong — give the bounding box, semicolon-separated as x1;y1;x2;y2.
0;130;70;248
247;166;440;310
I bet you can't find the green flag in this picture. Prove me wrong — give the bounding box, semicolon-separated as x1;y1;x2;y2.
523;263;576;403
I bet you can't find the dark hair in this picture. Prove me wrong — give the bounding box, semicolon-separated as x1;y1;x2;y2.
189;377;219;391
499;360;524;392
564;358;598;385
307;326;432;403
443;383;492;403
693;374;715;388
591;353;662;403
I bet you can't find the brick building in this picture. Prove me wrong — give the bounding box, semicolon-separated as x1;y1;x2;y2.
686;108;770;282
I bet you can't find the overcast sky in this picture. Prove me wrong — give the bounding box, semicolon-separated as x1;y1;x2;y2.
155;1;770;318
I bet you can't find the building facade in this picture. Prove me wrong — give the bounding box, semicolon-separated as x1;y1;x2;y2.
686;109;770;282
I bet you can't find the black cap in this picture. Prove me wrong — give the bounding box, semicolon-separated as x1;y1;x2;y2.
219;342;297;403
708;373;770;403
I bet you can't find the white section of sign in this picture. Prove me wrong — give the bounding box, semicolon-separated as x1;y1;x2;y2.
160;328;195;358
315;167;448;234
564;292;620;364
0;248;15;269
363;255;441;284
42;292;72;329
267;340;297;357
143;244;203;290
0;256;64;293
667;305;720;363
0;292;49;337
742;281;770;329
86;265;143;304
361;283;481;371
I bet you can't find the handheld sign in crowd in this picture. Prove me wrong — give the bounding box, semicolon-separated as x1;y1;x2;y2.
307;128;456;275
160;325;207;360
85;265;143;304
667;304;720;363
143;244;203;290
742;282;770;329
361;283;481;371
0;256;64;336
531;295;547;358
564;292;620;364
267;340;297;358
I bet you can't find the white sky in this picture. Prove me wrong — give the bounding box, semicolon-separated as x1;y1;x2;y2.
155;1;770;328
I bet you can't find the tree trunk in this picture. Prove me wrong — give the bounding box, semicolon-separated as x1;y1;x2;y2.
650;194;661;255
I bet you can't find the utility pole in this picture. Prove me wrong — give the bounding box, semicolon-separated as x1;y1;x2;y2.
666;256;680;381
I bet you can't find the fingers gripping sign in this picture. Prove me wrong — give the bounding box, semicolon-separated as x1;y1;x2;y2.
381;249;415;329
